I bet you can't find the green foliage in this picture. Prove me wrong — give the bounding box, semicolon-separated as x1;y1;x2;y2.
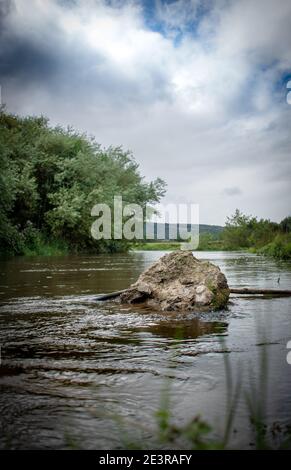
280;216;291;233
197;232;224;251
128;211;291;259
258;234;291;260
0;109;166;256
221;209;291;259
222;209;278;250
155;412;217;450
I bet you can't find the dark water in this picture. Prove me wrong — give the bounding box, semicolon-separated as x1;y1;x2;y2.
0;251;291;449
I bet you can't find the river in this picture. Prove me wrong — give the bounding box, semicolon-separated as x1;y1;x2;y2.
0;251;291;449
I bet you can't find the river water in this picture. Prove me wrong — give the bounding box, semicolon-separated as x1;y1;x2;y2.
0;251;291;449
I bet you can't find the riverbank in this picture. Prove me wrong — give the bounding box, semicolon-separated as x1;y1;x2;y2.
257;234;291;260
132;235;291;260
3;239;291;260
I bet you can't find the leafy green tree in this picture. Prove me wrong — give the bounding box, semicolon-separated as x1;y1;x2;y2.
222;209;253;249
221;209;290;259
280;216;291;233
0;109;166;255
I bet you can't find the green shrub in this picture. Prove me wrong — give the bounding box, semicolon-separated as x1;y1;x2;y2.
0;109;166;256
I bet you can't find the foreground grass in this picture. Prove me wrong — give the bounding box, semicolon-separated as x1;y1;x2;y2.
110;341;291;450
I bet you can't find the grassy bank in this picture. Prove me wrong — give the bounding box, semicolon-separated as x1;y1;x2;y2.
132;233;225;251
132;242;181;251
132;234;291;260
258;234;291;260
22;238;69;257
13;231;291;259
221;210;291;260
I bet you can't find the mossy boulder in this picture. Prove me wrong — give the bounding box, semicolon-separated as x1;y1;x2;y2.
120;251;229;311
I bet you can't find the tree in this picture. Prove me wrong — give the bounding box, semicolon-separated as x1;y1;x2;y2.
0;109;166;255
280;216;291;233
222;209;253;249
222;210;279;250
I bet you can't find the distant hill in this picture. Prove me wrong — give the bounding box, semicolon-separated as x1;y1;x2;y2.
199;224;224;236
143;223;224;241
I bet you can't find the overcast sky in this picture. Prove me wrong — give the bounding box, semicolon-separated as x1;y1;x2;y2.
0;0;290;224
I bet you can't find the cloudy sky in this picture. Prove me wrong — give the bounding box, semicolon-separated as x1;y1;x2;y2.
0;0;290;224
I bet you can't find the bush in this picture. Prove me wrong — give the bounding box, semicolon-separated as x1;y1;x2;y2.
0;109;166;256
259;234;291;260
221;209;291;260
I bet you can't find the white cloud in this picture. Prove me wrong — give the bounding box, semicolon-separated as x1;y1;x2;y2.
1;0;291;224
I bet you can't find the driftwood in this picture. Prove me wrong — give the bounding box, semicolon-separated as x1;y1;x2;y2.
96;289;127;301
96;287;291;301
230;288;291;296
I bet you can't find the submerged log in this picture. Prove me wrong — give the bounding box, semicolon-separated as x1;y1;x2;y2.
96;289;127;301
230;288;291;296
96;287;291;302
95;252;291;307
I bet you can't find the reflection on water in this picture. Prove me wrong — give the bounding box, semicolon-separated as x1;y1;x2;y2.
0;251;291;449
133;317;227;341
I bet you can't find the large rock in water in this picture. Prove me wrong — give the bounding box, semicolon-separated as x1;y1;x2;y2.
120;251;229;311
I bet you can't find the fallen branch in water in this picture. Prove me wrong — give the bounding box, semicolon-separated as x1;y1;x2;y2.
229;288;291;296
95;289;127;301
96;287;291;301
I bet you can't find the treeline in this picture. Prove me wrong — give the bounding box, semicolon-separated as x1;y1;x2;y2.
199;210;291;260
1;110;290;260
0;109;166;256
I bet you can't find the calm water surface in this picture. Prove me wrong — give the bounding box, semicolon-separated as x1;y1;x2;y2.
0;251;291;449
